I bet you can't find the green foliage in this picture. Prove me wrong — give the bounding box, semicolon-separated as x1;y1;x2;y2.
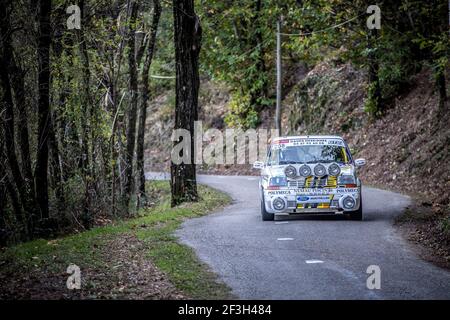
198;0;349;127
198;0;274;126
364;82;381;117
440;215;450;239
149;5;176;93
414;32;450;79
224;93;259;129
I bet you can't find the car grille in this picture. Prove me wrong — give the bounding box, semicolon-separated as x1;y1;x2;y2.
297;203;331;209
287;200;296;208
287;176;337;188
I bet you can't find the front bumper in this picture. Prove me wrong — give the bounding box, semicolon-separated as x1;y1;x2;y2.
263;187;361;214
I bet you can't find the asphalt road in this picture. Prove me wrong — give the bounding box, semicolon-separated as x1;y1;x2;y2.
148;173;450;299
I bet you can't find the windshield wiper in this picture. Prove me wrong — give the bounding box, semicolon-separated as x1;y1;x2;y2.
279;160;299;165
305;160;338;164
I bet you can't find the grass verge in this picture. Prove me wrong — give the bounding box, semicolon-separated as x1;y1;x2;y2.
0;181;232;299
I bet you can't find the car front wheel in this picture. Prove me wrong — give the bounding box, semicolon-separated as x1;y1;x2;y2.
349;196;363;221
261;193;274;221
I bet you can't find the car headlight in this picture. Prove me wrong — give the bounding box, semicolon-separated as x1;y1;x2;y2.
284;165;297;178
272;197;285;210
269;176;287;187
299;164;312;177
338;175;356;185
342;196;356;209
328;163;341;176
313;164;326;177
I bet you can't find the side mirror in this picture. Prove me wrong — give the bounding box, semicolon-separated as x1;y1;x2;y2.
253;161;265;169
355;158;366;167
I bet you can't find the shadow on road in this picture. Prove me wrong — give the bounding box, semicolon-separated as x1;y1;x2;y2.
276;214;350;222
274;212;384;222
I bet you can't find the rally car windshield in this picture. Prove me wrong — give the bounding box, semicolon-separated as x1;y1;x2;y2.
268;145;349;165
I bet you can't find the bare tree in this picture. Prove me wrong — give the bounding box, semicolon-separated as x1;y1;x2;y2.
136;0;162;208
0;0;36;237
77;0;94;226
35;0;52;222
123;1;139;210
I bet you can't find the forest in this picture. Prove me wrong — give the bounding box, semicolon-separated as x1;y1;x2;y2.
0;0;448;247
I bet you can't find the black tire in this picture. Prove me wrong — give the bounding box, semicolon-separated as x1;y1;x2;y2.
261;194;274;221
349;195;363;221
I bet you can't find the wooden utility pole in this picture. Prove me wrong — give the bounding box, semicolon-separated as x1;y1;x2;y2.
275;16;282;135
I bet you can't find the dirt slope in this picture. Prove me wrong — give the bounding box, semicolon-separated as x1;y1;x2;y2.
284;61;449;264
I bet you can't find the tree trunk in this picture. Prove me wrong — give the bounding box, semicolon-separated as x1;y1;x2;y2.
437;70;448;112
0;0;36;237
51;14;72;186
0;149;6;223
123;1;139;211
136;0;162;208
170;0;201;207
251;0;268;111
77;0;93;227
0;142;21;244
6;42;34;194
5;173;25;238
35;0;52;221
0;67;27;214
48;113;65;214
367;27;383;117
0;155;8;245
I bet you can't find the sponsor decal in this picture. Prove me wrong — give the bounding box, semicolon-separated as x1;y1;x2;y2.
271;144;286;150
273;139;290;144
335;188;358;193
297;188;333;194
267;190;292;195
297;195;330;203
295;188;358;195
273;138;344;147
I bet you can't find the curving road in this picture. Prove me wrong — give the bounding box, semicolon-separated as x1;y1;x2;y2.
148;173;450;299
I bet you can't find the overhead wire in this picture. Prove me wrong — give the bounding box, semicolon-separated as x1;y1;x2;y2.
280;13;365;37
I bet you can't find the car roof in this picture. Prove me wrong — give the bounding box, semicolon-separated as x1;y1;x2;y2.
272;135;344;142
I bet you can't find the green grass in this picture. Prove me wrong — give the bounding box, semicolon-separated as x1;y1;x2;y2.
0;181;232;299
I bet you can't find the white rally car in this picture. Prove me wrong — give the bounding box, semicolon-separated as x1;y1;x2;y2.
253;136;366;221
